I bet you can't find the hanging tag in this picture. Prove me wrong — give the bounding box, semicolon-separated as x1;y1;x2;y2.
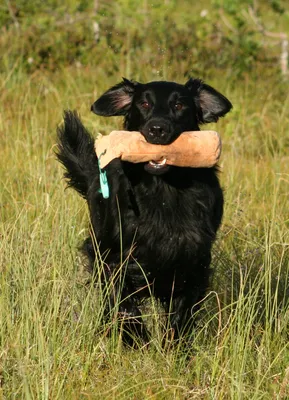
98;151;110;199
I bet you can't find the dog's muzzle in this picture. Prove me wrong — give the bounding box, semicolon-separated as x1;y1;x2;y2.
142;119;173;145
141;119;174;174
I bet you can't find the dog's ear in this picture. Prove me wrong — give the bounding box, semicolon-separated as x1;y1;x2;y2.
185;78;232;123
91;78;137;116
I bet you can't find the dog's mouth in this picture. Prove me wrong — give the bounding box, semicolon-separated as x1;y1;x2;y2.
144;158;170;175
149;158;167;168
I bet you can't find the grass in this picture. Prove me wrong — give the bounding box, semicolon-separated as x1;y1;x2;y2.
1;59;289;399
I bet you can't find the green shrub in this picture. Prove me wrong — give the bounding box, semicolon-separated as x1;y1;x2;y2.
1;0;288;78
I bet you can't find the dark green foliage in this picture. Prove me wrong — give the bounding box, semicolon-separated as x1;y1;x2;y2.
0;0;288;77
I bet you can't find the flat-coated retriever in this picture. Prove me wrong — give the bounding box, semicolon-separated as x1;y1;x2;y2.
57;78;232;345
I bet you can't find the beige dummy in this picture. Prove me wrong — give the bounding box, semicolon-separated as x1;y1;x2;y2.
95;130;221;169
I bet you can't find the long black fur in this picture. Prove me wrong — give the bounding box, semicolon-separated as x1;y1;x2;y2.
56;78;232;345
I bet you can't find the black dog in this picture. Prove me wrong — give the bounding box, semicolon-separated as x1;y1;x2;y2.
57;78;232;344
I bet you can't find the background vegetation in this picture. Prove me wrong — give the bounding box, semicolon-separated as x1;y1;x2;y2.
1;0;289;398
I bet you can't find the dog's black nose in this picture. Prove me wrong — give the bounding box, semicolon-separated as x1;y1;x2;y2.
149;125;165;137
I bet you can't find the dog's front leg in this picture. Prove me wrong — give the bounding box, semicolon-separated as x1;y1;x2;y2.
100;261;150;347
88;158;138;252
162;262;211;341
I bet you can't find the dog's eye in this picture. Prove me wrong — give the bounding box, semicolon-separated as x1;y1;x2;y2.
141;101;151;109
174;103;183;111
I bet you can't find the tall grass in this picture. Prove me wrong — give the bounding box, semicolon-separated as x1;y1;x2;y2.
1;62;289;398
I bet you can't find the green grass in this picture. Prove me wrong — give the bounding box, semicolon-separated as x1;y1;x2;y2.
1;60;289;399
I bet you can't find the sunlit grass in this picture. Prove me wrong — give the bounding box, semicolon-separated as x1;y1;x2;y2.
1;64;289;398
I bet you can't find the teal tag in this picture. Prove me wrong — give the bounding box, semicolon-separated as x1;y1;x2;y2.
98;151;110;199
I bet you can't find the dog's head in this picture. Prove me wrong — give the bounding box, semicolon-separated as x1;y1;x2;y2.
91;78;232;174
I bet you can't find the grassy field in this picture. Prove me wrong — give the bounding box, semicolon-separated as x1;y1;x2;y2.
1;43;289;400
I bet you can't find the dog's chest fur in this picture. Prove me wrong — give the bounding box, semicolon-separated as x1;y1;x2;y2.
122;169;219;267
